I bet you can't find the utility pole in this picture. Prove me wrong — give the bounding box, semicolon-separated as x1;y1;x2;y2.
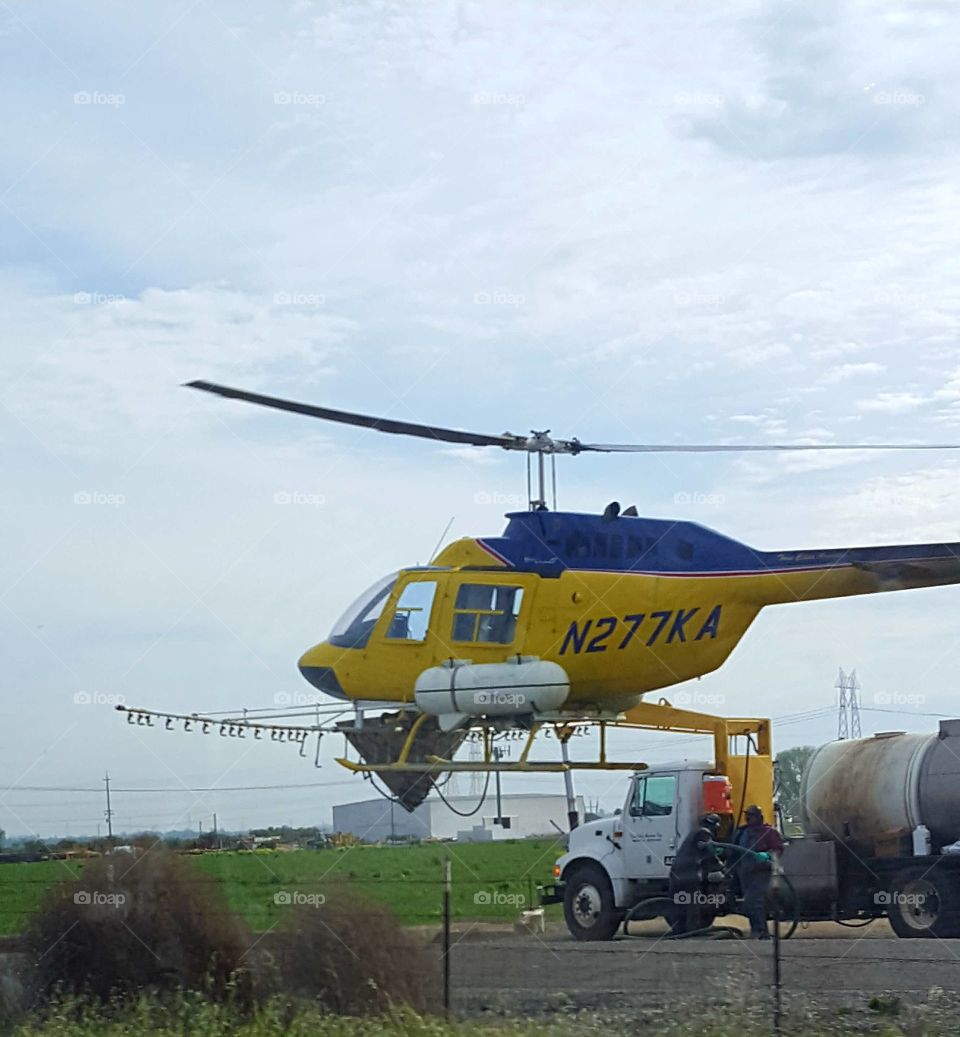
441;859;451;1016
492;746;508;827
560;731;580;830
103;772;114;842
213;813;219;849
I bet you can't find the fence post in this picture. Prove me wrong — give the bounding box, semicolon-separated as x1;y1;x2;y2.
442;858;452;1016
771;886;782;1033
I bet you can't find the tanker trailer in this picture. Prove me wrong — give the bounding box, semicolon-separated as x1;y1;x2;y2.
781;720;960;938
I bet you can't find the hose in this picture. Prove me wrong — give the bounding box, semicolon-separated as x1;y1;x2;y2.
769;873;800;940
671;925;745;941
623;898;746;940
622;871;800;941
733;733;756;829
366;738;492;817
433;769;492;817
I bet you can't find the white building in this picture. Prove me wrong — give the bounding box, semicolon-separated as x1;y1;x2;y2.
332;792;587;843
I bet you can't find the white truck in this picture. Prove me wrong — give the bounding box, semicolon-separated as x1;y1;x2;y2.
544;722;960;941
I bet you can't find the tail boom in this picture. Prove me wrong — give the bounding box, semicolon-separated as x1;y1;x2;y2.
752;541;960;605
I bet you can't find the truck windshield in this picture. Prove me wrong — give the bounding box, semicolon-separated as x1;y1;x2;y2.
328;572;398;648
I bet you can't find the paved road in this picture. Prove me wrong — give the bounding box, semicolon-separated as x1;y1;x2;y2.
447;925;960;1015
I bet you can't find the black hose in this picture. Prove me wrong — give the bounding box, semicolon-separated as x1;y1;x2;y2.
624;895;675;925
366;745;491;818
434;769;492;817
671;925;745;941
367;773;405;805
733;733;756;829
771;873;800;940
835;917;876;929
623;898;746;941
623;871;800;941
622;891;742;941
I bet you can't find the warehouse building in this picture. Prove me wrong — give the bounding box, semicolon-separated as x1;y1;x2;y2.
332;792;587;842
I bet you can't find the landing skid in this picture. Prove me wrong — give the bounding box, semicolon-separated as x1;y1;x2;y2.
337;699;770;775
336;710;646;782
335;700;771;817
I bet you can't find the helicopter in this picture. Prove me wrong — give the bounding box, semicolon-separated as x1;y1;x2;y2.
180;380;960;809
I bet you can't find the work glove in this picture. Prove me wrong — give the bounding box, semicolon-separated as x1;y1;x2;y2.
755;852;772;862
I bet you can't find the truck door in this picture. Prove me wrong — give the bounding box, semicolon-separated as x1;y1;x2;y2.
622;773;680;879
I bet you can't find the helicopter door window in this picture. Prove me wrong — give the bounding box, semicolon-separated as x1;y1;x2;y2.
385;581;437;642
451;584;524;644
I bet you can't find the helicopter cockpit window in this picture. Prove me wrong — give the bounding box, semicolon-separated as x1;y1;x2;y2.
328;572;398;649
451;584;524;644
385;580;437;642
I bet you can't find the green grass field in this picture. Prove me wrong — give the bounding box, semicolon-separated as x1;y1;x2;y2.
195;838;564;929
0;859;83;937
0;839;566;935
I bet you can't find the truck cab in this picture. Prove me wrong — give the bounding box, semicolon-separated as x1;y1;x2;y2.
553;762;715;940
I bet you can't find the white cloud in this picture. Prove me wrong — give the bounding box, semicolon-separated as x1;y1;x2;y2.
817;464;960;542
821;362;886;384
858;392;928;414
934;367;960;402
2;1;960;834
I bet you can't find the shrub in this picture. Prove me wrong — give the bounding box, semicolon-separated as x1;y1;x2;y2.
266;894;436;1015
23;849;251;1001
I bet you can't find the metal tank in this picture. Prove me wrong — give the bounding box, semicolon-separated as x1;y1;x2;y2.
801;721;960;854
414;656;569;730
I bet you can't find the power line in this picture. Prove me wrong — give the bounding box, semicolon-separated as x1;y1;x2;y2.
860;706;956;719
112;780;355;793
594;705;833;759
0;779;356;795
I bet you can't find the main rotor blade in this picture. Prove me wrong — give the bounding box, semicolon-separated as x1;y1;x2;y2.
186;382;960;456
574;442;960;454
185;381;519;449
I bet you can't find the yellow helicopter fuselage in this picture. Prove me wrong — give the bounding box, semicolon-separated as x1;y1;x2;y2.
298;510;960;719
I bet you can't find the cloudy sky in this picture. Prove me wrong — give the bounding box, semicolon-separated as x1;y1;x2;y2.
2;1;959;838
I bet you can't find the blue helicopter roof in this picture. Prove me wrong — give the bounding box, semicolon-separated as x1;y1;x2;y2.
476;511;762;575
475;510;960;577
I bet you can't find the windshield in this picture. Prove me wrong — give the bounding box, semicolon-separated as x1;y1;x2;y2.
328;572;398;648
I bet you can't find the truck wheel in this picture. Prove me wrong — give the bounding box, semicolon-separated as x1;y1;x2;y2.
887;869;960;939
563;863;623;941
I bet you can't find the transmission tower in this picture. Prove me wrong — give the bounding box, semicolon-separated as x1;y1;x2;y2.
836;668;862;740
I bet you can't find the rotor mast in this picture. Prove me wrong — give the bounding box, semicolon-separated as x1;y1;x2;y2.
525;431;557;511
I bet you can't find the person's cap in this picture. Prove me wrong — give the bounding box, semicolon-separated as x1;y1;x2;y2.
745;805;763;817
702;813;722;829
